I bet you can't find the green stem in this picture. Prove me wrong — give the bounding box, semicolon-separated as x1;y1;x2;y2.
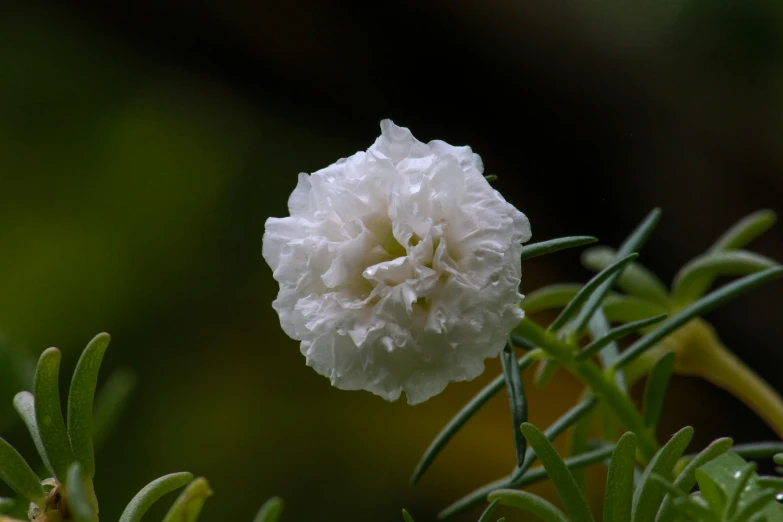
515;319;660;464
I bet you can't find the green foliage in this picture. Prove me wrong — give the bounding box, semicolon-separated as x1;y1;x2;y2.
0;336;283;522
254;497;284;522
410;208;783;522
575;314;667;363
521;237;598;261
520;423;595;522
13;392;52;477
119;472;195;522
730;442;783;460
514;445;616;488
632;427;694;522
642;352;676;429
0;437;46;508
161;477;213;522
694;452;783;521
548;254;638;333
603;432;637;522
614;266;783;370
67;333;110;480
581;247;669;307
66;463;97;522
477;499;501;522
0;208;778;522
708;210;776;253
488;490;568;522
34;347;75;482
655;437;733;521
409;349;542;486
494;427;783;522
438;398;598;518
500;341;528;467
671;250;777;308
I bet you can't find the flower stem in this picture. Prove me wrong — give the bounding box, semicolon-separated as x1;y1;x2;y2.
573;363;659;463
514;319;660;464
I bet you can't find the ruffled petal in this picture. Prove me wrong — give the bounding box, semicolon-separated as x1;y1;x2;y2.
263;120;531;404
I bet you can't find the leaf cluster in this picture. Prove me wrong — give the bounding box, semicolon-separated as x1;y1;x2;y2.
405;209;783;521
0;335;282;522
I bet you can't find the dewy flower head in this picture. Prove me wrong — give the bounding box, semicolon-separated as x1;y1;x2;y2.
263;120;531;404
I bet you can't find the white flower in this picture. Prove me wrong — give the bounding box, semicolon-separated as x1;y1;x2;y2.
263;120;531;404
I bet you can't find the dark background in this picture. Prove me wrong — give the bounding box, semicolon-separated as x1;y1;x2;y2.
1;1;782;521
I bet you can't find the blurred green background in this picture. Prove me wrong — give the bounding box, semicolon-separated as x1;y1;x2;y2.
1;1;782;521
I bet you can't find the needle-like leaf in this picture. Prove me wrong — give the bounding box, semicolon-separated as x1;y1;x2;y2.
515;445;616;488
730;442;783;460
603;296;667;324
118;472;193;522
614;267;783;369
534;359;559;388
581;246;669;307
632;427;694;522
655;437;733;522
709;210;777;253
642;352;676;429
477;499;501;522
34;348;74;481
617;208;663;257
588;310;626;392
603;432;637;522
648;473;685;498
568;400;595;492
671;251;777;308
520;423;595;522
0;437;45;507
725;462;756;520
510;334;537;352
521;237;598;261
574;208;662;334
697;451;783;521
68;333;110;480
671;496;716;521
522;284;581;313
501;341;527;467
522;285;665;324
488;490;568;522
755;476;783;490
13;392;53;477
510;397;599;483
438;398;597;519
161;477;212;522
67;463;96;522
728;489;777;522
549;254;638;332
410;350;541;485
254;497;284;522
576;314;668;363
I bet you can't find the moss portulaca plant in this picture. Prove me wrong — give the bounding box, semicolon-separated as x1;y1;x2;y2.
0;335;283;522
1;120;783;522
262;121;783;521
